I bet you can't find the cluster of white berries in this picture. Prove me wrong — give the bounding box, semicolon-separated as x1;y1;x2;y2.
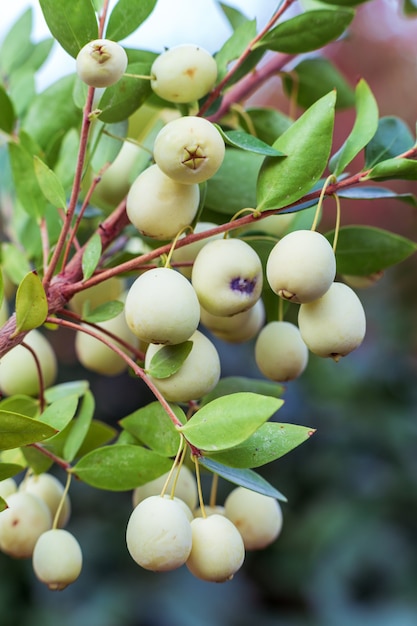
127;465;283;582
0;473;82;591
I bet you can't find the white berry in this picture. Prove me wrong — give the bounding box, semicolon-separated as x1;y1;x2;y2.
171;221;223;279
126;163;200;240
254;320;308;382
298;281;366;360
266;229;336;303
32;529;83;590
191;238;263;316
0;492;52;558
145;329;221;402
124;267;200;345
153;116;225;184
19;473;71;529
151;44;217;103
126;495;192;571
224;487;283;550
132;465;198;511
200;298;265;343
186;514;245;582
76;39;128;88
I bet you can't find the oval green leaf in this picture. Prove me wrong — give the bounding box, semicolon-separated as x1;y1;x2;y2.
37;395;79;433
198;456;287;501
364;116;415;169
105;0;157;42
119;401;186;456
256;90;336;211
179;392;283;452
0;462;25;481
219;128;285;157
38;0;98;58
33;155;67;208
72;444;172;490
0;86;16;134
13;272;48;335
63;390;95;462
98;62;153;124
82;233;102;281
366;158;417;181
0;411;57;450
146;342;193;379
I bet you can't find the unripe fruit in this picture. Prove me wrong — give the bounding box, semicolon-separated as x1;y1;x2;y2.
76;39;128;88
224;487;283;550
153;116;225;184
266;229;336;303
200;298;265;343
32;529;83;590
186;515;245;582
151;44;217;103
126;164;200;240
298;281;366;360
68;277;125;316
171;221;223;279
145;329;221;402
125;267;200;345
254;320;308;382
19;473;71;529
0;329;57;397
126;495;192;571
0;492;52;558
132;465;198;511
193;505;226;518
191;238;263;316
0;478;17;499
75;306;138;376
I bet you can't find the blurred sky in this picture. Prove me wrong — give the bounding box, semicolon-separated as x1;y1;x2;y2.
0;0;279;88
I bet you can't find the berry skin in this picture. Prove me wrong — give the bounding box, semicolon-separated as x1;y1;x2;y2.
298;281;366;360
151;44;217;103
191;238;263;317
153;116;225;184
171;221;223;279
124;267;200;345
145;329;221;403
0;478;17;499
132;465;198;511
126;163;200;240
266;229;336;303
76;39;128;88
32;529;83;590
224;487;283;550
126;495;192;571
19;473;71;529
254;320;308;382
0;492;52;558
0;329;57;397
186;514;245;582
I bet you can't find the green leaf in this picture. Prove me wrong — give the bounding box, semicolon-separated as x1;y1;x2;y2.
8;70;36;118
366;158;417;181
0;395;39;418
82;233;102;281
0;86;16;134
0;411;57;450
199;457;287;501
83;300;125;323
329;79;379;176
72;444;172;490
146;342;193;379
0;497;7;512
63;390;95;461
365;116;415;169
338;186;417;206
119;402;186;457
243;108;293;145
179;392;283;452
21;446;53;475
326;225;417;275
0;8;33;74
219;2;249;29
206;422;315;468
0;462;25;481
23;74;80;154
215;19;257;81
38;396;79;432
256;90;336;211
38;0;98;58
0;243;32;284
282;57;355;109
89;120;127;173
105;0;157;41
73;420;117;458
205;149;264;216
8;142;46;219
98;62;153;124
219;128;285;157
201;376;284;405
14;272;48;335
44;380;90;404
33;156;67;208
256;9;355;53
